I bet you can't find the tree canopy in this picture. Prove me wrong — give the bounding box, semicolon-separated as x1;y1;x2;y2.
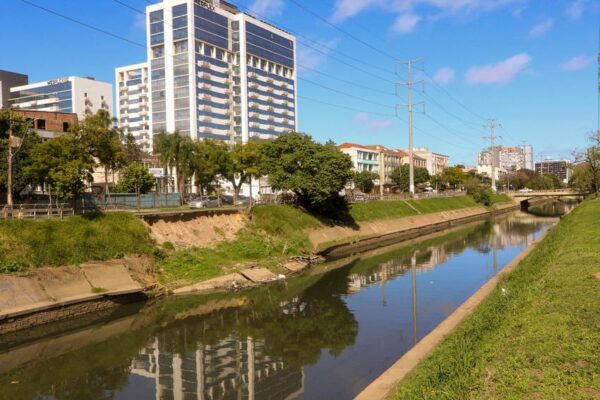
260;132;353;215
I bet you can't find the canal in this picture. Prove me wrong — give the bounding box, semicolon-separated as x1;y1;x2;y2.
0;211;557;400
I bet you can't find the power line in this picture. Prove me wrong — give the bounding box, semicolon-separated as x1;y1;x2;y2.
20;0;146;49
284;0;396;61
423;71;488;121
299;77;395;109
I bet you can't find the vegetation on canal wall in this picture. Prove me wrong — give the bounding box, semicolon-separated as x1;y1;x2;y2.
0;213;154;271
393;198;600;399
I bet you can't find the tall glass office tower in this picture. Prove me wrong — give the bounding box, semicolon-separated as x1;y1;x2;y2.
117;0;297;148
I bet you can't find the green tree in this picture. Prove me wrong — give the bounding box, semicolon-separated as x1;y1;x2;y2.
153;132;194;204
191;140;224;195
577;132;600;196
390;164;430;192
74;110;126;201
121;132;144;164
352;170;377;193
441;166;466;189
115;163;155;210
220;141;264;203
0;110;42;201
260;132;353;215
569;163;593;192
25;135;94;204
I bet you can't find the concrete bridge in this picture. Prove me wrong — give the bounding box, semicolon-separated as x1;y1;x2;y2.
508;189;585;198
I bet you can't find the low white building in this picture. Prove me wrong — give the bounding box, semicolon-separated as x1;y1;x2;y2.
10;76;113;119
413;147;449;176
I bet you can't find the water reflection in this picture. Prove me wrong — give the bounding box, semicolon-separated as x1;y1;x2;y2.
0;212;556;400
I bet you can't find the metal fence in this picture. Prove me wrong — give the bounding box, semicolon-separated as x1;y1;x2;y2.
1;203;74;220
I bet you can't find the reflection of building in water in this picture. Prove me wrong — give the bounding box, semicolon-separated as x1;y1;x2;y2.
131;335;304;400
347;245;450;293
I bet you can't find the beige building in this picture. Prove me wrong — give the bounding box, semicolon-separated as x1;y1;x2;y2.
413;147;449;176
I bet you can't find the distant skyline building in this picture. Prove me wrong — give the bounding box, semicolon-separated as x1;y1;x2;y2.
477;146;526;171
116;0;297;150
0;70;28;109
535;159;572;183
521;143;534;170
10;76;112;119
116;63;151;152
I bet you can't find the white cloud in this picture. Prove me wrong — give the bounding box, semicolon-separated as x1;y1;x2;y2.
433;67;456;85
560;55;594;71
391;14;421;34
249;0;284;18
529;18;553;38
465;53;531;85
353;112;392;131
133;13;146;32
297;39;339;73
330;0;526;23
330;0;380;22
566;0;584;20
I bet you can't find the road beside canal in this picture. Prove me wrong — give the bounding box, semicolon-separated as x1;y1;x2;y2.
392;198;600;399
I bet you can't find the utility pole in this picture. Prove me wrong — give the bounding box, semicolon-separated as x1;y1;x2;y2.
396;59;424;196
6;110;13;207
483;119;501;192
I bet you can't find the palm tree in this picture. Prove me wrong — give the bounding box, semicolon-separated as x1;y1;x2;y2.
153;131;194;205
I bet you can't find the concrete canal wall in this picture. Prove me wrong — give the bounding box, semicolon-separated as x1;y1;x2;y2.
0;256;155;334
313;202;518;257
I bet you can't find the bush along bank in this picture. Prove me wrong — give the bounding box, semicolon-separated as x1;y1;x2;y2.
393;198;600;399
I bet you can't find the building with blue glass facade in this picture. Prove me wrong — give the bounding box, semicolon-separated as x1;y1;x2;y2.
117;0;296;149
10;76;112;120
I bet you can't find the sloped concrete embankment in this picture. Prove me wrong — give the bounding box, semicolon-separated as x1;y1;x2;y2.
0;257;155;335
140;208;247;248
311;202;518;257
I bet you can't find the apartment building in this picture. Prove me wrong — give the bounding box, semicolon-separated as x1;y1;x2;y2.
413;147;449;176
398;149;427;169
116;0;297;149
10;76;112;119
339;143;381;174
10;109;77;139
477;146;526;171
535;159;572;183
0;70;28;108
116;63;152;152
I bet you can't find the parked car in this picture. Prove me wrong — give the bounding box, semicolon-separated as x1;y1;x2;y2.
189;196;220;209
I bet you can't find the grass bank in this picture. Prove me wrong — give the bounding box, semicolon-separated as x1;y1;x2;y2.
157;205;322;287
349;195;478;222
393;198;600;399
0;213;155;272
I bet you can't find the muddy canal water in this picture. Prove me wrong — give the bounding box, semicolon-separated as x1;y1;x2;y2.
0;211;557;400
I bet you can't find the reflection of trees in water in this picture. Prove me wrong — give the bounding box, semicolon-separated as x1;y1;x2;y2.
157;269;358;368
47;363;130;400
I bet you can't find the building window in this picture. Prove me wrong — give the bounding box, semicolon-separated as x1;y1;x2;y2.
36;119;46;130
63;122;70;132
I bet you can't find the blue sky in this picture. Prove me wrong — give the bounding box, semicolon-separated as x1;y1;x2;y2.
1;0;598;165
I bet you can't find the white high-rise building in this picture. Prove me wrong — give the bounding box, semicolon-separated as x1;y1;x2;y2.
116;63;152;152
10;76;112;119
117;0;297;149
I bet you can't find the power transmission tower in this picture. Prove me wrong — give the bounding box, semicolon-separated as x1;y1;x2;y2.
483;119;501;192
396;59;424;195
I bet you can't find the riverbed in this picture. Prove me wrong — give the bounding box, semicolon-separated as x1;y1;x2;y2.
0;211;557;400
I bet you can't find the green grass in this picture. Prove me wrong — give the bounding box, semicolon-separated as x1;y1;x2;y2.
490;193;512;204
349;196;478;222
394;198;600;399
157;205;322;287
0;213;154;270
